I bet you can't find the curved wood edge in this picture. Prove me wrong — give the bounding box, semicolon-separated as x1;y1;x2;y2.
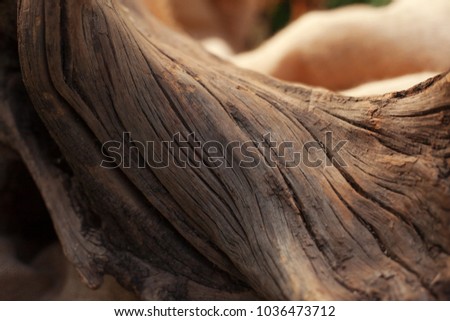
17;0;449;299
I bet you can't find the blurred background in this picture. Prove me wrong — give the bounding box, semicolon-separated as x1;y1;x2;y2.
144;0;395;53
271;0;391;34
139;0;449;94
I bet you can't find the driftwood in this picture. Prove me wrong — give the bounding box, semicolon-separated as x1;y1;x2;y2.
0;0;448;300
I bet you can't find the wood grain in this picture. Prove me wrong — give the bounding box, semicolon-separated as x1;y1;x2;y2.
9;0;450;299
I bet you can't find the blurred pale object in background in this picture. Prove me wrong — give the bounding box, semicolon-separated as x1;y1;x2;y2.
341;72;439;96
232;0;450;90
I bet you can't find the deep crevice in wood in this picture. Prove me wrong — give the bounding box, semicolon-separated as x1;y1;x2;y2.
0;0;446;300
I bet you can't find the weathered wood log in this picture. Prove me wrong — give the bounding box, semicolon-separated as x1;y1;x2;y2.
2;0;256;300
4;0;450;300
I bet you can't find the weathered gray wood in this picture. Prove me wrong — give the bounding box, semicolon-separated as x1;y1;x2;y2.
5;0;450;299
0;0;255;300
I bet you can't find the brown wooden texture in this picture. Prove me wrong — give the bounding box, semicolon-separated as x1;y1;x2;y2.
2;0;448;299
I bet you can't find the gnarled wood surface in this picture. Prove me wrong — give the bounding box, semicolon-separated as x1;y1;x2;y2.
5;0;450;299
